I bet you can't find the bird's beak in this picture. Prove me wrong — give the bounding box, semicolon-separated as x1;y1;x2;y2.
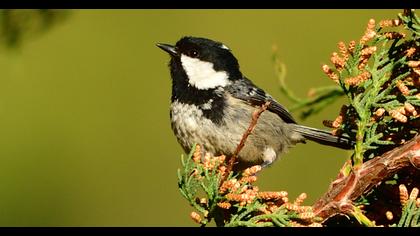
156;43;178;57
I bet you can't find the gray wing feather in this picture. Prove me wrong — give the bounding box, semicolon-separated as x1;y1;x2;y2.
227;77;297;124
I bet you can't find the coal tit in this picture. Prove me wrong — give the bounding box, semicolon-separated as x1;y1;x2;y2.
157;36;352;169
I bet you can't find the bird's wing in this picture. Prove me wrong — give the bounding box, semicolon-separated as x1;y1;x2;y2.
227;77;297;124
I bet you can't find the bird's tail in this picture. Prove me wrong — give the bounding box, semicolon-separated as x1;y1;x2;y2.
291;124;354;150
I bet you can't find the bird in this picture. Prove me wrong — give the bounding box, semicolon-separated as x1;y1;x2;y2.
157;36;353;170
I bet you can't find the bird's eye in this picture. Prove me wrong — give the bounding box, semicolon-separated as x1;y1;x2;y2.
189;50;199;58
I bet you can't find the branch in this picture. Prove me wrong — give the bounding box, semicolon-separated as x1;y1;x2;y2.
224;101;271;177
313;135;420;221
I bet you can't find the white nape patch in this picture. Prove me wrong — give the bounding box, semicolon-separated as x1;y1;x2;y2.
220;44;230;50
180;54;230;90
262;147;277;167
200;99;213;110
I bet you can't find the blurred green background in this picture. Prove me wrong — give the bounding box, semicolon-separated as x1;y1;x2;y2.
0;9;399;226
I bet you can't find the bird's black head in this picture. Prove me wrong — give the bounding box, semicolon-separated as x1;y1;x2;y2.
157;37;242;124
157;36;242;90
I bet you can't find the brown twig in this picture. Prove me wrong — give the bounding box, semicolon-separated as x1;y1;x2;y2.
313;135;420;221
224;101;271;178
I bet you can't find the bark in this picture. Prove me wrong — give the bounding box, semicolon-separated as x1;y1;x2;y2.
313;135;420;220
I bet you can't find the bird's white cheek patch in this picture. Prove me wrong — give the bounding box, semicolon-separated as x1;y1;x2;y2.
180;55;230;90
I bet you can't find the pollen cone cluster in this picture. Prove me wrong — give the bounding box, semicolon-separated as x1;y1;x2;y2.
187;144;321;227
321;17;419;146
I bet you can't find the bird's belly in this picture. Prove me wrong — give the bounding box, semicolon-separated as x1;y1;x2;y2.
170;100;304;167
